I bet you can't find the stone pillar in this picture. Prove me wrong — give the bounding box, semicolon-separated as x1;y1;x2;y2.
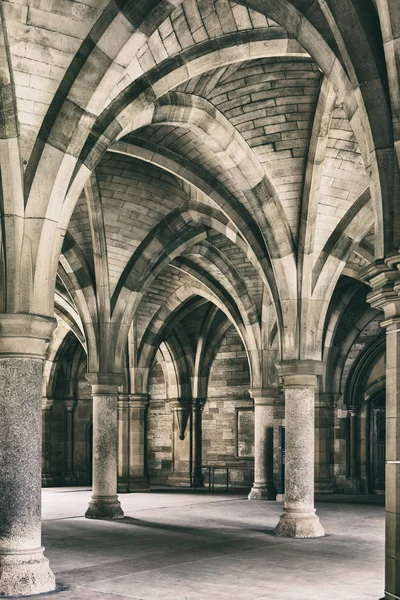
127;394;150;491
314;393;336;493
192;399;205;488
64;398;77;484
0;314;56;596
85;373;124;520
42;397;55;486
347;404;359;480
364;262;400;600
275;361;325;538
168;399;191;487
248;388;277;500
117;394;130;493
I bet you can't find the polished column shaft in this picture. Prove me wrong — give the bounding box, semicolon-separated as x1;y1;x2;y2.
85;374;124;520
275;362;324;538
0;314;56;596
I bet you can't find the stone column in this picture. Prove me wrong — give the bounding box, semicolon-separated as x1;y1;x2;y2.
64;398;77;484
117;394;130;493
248;388;277;500
275;361;325;538
0;314;56;596
192;398;205;488
347;404;359;480
85;373;124;520
127;394;150;491
365;263;400;600
42;397;55;486
314;393;336;493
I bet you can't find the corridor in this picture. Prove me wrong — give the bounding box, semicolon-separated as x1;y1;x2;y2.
37;489;383;600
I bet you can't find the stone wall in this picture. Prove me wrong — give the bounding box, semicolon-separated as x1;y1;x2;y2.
203;326;254;490
148;362;173;485
42;370;92;486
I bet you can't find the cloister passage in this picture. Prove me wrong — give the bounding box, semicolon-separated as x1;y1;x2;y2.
0;1;399;599
38;488;384;600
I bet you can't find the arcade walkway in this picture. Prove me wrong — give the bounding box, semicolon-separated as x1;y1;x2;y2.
36;489;383;600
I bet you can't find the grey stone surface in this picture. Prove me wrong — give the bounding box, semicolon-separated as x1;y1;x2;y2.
275;378;324;538
1;1;399;595
0;358;55;595
32;488;386;599
85;394;123;520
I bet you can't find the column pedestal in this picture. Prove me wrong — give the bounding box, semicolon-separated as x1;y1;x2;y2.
85;374;124;520
0;314;56;596
274;362;324;538
248;388;277;500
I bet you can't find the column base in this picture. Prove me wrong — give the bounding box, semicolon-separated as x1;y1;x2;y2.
85;495;124;520
248;483;276;500
274;509;325;538
0;547;55;596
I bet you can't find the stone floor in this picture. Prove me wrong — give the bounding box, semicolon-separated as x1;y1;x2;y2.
19;488;386;599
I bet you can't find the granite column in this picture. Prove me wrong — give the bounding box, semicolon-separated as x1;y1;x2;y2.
0;314;56;596
85;373;124;519
275;361;324;538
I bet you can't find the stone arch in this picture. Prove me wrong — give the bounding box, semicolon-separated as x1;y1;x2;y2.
135;283;259;395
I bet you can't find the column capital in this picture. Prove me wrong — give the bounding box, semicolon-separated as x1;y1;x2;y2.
192;398;206;411
117;393;129;408
316;392;340;409
86;372;122;395
347;404;359;417
128;393;150;409
64;397;76;411
168;397;192;409
0;314;56;359
42;397;55;411
250;387;279;405
277;360;324;388
362;259;400;319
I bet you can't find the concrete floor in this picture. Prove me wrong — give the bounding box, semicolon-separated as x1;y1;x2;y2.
22;488;385;599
